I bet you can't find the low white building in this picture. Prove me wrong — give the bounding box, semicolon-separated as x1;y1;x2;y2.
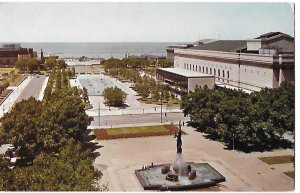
159;32;294;92
156;67;215;92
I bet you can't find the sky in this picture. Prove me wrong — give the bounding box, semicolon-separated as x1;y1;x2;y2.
0;2;295;42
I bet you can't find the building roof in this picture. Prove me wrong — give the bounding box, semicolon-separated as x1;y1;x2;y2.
194;39;217;45
167;44;194;49
190;40;247;52
140;54;166;59
158;67;214;78
255;32;294;40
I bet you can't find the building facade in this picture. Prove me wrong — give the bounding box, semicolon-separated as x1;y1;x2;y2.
161;32;294;92
156;68;215;92
0;44;36;67
166;44;194;63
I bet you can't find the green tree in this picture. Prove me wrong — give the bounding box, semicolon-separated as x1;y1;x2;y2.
14;58;27;72
2;140;104;191
180;83;294;151
0;98;43;158
82;87;89;103
158;59;173;68
0;155;11;190
26;58;38;73
103;87;127;107
44;57;57;70
57;59;67;69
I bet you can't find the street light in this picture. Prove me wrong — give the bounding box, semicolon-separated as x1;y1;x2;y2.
160;99;163;123
98;102;101;127
232;133;235;150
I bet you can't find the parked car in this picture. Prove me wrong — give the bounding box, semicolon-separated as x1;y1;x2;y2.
9;157;17;169
7;144;15;151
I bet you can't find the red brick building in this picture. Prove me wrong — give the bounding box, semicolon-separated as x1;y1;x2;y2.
0;44;36;67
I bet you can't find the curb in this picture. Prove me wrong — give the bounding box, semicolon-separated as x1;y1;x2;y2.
0;89;14;106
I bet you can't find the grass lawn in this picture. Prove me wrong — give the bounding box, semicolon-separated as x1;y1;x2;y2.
258;155;294;165
107;125;167;135
94;124;179;140
7;74;25;86
283;171;295;179
0;68;16;74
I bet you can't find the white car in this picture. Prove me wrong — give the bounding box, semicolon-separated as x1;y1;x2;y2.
9;157;17;169
7;144;15;151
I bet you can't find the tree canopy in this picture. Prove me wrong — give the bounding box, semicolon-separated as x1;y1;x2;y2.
0;67;103;191
15;58;39;73
103;87;127;107
181;82;294;151
0;140;103;191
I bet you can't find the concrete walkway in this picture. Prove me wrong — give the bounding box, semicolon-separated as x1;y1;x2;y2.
94;126;294;191
38;76;49;101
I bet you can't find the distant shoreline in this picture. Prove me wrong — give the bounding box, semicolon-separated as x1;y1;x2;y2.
1;42;174;59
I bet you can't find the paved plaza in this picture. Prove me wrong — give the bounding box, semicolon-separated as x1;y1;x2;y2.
70;74;182;117
94;126;294;191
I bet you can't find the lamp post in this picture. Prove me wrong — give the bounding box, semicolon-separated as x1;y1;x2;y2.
160;99;163;123
232;133;235;150
98;102;100;127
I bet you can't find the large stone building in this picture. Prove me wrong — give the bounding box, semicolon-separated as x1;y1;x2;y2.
158;32;294;92
166;44;194;63
0;44;37;67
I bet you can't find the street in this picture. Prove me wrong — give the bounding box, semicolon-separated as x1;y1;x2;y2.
90;112;189;127
15;75;46;103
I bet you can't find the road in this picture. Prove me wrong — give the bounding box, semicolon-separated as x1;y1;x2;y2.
90;112;189;127
15;75;46;103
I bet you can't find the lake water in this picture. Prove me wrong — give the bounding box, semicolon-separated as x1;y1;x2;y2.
0;42;183;59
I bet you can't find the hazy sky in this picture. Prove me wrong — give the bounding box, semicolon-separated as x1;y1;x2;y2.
0;2;294;42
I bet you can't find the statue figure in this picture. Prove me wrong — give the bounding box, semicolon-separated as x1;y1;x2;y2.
174;121;182;154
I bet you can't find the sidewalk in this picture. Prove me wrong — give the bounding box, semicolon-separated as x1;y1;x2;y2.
86;107;182;116
38;76;49;101
0;76;32;117
88;122;169;129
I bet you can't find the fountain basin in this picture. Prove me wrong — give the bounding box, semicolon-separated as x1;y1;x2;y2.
135;162;225;191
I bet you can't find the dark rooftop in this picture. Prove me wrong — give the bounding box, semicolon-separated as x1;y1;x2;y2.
190;40;247;52
255;32;294;39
